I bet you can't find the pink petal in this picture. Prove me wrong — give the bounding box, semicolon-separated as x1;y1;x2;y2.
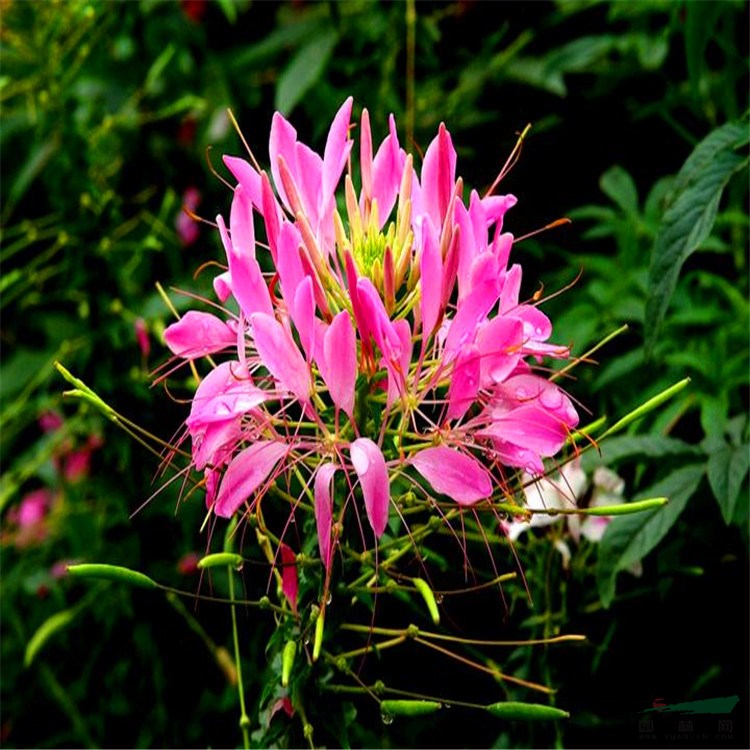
322;97;353;202
251;312;310;403
444;279;499;356
187;361;267;430
218;204;273;320
410;445;493;505
164;311;235;359
493;230;514;275
421;122;457;227
294;142;323;222
345;252;373;359
359;108;373;200
276;223;306;305
260;171;281;263
192;418;242;472
478;404;570;458
269;112;298;212
314;464;338;572
321;311;357;417
419;217;443;338
476;317;523;387
482;193;517;231
446;343;480;421
229;184;255;259
213;271;232;303
214;440;288;517
280;543;298;614
292;276;316;361
223;155;263;209
350;438;390;538
371;114;404;226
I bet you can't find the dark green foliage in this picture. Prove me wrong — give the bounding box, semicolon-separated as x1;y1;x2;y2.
1;1;747;748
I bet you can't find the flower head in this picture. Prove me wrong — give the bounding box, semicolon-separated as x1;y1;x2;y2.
164;99;579;569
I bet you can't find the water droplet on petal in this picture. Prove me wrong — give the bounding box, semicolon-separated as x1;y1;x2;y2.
515;387;527;399
350;444;370;475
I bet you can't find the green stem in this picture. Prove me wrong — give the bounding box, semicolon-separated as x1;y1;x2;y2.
228;568;251;750
39;663;97;749
405;0;416;146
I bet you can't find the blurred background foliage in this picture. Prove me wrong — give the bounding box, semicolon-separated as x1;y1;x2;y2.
1;0;748;747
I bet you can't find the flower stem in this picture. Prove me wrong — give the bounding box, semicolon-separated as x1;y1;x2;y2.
227;566;251;750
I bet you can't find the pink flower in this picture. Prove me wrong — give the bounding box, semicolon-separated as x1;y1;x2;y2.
5;488;55;548
176;187;201;245
135;318;151;359
160;99;580;583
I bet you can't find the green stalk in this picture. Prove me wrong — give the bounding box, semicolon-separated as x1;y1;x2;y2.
227;566;251;750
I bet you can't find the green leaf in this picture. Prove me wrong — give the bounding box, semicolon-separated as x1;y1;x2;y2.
275;28;338;115
582;435;702;472
25;609;77;667
707;443;750;525
596;463;706;608
600;165;639;215
684;1;723;99
645;121;749;355
144;44;176;96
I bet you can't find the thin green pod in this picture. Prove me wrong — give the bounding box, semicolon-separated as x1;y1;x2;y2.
66;563;158;589
412;577;440;625
380;699;442;716
197;552;244;569
24;609;76;667
485;701;570;721
584;497;668;516
281;640;297;687
312;609;325;662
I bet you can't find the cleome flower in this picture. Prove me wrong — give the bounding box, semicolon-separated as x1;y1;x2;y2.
163;97;579;572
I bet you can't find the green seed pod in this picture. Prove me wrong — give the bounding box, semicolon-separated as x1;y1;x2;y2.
380;699;442;716
312;609;325;662
485;701;570;721
412;577;440;625
281;640;297;687
197;552;244;570
66;563;158;589
24;609;76;667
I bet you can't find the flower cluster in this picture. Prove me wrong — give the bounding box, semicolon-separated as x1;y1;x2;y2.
163;98;579;572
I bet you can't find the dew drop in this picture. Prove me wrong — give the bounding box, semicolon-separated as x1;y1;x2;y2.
380;710;394;726
435;593;445;604
534;326;544;336
215;401;232;416
540;389;562;410
515;387;527;399
351;445;370;475
326;592;333;606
